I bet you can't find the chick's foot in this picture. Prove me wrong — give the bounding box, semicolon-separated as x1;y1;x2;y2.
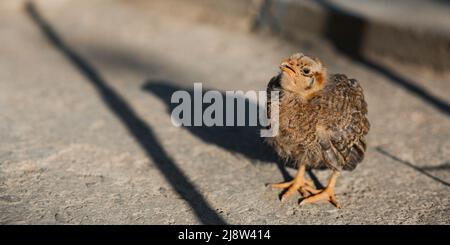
268;165;318;201
299;170;341;208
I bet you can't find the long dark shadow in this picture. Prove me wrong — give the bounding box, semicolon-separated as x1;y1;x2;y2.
376;147;450;187
25;1;226;224
315;0;450;117
420;162;450;171
143;81;278;163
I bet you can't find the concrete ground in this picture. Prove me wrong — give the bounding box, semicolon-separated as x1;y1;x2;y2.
321;0;450;34
0;0;449;224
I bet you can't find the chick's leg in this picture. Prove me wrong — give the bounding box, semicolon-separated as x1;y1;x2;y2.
300;170;341;208
270;164;317;201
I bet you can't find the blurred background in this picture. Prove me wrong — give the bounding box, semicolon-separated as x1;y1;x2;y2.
0;0;449;224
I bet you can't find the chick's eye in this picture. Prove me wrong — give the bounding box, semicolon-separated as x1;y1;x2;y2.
303;68;310;74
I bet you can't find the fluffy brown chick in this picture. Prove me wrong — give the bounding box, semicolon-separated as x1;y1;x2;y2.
266;53;370;208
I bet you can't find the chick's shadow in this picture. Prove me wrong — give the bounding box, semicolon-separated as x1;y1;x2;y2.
142;80;298;181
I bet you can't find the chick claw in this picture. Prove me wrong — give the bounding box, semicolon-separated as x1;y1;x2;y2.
299;186;341;208
270;179;318;201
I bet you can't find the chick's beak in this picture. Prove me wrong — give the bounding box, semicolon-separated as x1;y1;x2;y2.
279;61;296;76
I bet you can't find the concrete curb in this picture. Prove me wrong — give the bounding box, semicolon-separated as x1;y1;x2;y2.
185;0;450;71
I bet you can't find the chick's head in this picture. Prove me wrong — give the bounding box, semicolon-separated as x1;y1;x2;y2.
279;53;327;99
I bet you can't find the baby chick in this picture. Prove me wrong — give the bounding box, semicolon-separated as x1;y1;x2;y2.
266;53;370;208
